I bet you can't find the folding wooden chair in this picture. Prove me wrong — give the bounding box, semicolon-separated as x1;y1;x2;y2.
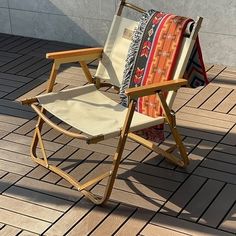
21;0;203;205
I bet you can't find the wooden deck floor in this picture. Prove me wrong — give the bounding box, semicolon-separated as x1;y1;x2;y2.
0;33;236;235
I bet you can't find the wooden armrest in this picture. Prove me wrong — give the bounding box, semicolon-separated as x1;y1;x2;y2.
125;79;187;99
46;47;103;60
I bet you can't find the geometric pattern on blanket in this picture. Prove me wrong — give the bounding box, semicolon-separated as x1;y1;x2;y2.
120;10;208;143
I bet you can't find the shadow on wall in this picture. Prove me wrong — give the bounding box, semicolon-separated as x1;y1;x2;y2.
5;0;117;46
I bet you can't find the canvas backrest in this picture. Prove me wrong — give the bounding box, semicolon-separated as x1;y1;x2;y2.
95;15;138;87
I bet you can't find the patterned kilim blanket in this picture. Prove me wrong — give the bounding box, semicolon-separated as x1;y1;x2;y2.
120;10;208;142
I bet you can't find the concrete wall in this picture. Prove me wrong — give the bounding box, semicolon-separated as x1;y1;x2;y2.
0;0;235;67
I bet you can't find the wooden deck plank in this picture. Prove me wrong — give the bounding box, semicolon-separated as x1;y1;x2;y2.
186;85;219;108
14;119;40;135
177;140;215;173
201;158;236;175
104;177;171;202
115;208;155;236
0;139;55;160
1;37;32;52
0;170;7;178
18;59;51;77
3;133;62;152
177;118;230;135
44;198;95;236
194;167;236;185
141;223;190;236
90;204;135;236
0;225;22;236
15;177;81;202
99;137;139;152
214;90;236;113
68;139;131;157
0;91;8;98
0;195;63;222
127;145;151;162
198;184;236;228
0;159;32;176
7;57;43;75
0;35;21;49
214;143;236;156
145;213;234;236
8;38;41;54
0;173;21;194
0;114;31;128
179;179;224;222
4;185;74;212
0;55;33;73
0;77;24;88
0;121;18;132
27;63;52;78
229;105;236;115
206;64;226;80
66;203;116;236
178;126;222;142
219;203;236;233
120;159;188;182
210;74;236;90
0;84;18;93
4;77;46;100
18;230;39;236
95;183;164;211
117;166;181;192
17;40;47;55
207;150;236;165
179;106;236;123
0;72;32;83
0;51;21;62
0;208;51;234
161;175;206;216
200;87;232;110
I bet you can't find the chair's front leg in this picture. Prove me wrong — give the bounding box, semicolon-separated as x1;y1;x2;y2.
98;99;137;204
30;107;48;167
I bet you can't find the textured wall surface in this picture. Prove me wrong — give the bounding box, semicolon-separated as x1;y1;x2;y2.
0;0;235;66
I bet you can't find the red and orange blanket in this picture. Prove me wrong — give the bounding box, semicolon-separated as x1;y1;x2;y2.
120;10;208;142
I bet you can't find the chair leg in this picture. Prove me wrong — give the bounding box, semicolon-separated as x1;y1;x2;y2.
169;125;189;166
148;91;189;167
30;111;49;167
83;99;137;204
29;100;137;205
128;132;187;167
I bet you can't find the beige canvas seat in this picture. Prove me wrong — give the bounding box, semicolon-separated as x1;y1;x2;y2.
37;84;164;139
21;0;203;205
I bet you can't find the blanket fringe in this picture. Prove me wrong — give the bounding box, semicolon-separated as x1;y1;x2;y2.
119;9;156;106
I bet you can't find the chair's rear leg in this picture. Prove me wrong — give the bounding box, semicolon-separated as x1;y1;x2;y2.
169;125;189;166
156;92;189;167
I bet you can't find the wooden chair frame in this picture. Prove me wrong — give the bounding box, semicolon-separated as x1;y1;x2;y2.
21;0;202;205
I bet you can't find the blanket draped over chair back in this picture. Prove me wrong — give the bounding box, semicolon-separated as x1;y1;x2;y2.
120;10;208;142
